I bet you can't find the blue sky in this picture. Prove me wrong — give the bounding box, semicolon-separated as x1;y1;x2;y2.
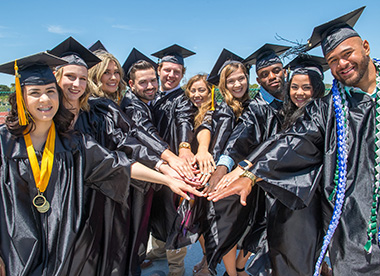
0;0;378;86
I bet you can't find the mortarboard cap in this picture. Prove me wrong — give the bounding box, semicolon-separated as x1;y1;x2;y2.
151;44;195;66
0;52;68;125
207;48;244;86
306;6;365;55
0;52;68;86
49;36;101;69
88;40;108;53
285;54;329;80
122;48;158;82
244;43;290;72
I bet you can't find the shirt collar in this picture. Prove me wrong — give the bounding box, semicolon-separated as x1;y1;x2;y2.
260;86;283;104
160;84;181;96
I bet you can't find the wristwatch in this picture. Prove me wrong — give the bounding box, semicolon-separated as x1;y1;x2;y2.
239;170;257;186
238;160;251;171
179;142;191;150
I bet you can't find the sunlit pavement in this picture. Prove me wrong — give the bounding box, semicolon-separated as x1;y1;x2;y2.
141;241;227;276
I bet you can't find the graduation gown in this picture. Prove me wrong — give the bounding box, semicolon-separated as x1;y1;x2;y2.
73;97;161;275
0;125;132;276
120;90;168;275
219;92;323;276
248;89;380;275
149;88;196;242
200;99;259;274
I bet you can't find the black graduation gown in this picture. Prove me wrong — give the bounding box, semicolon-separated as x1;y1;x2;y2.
120;90;169;275
218;93;323;276
73;97;161;276
0;125;132;276
248;90;380;275
149;88;196;242
200;100;260;274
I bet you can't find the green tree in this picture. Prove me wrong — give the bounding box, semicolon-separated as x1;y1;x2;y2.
0;84;9;91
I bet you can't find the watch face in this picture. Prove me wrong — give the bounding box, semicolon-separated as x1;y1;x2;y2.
239;161;249;169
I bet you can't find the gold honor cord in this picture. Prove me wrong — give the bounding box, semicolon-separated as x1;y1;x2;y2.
24;122;56;213
210;85;215;111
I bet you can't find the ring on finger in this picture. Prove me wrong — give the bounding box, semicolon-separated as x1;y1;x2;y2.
225;179;229;182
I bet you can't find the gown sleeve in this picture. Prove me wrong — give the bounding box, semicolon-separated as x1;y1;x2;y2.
222;98;281;164
80;133;132;207
120;92;169;156
175;94;196;144
87;98;161;168
247;98;327;209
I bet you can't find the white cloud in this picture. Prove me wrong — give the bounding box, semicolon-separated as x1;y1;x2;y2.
47;25;78;35
112;25;152;32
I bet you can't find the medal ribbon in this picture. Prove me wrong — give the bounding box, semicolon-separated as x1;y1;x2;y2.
24;122;56;193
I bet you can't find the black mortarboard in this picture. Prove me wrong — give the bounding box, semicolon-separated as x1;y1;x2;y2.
49;36;101;69
306;6;365;55
244;44;290;72
122;48;158;82
0;52;68;86
207;48;244;85
285;54;329;80
88;40;108;53
151;44;195;66
0;52;68;125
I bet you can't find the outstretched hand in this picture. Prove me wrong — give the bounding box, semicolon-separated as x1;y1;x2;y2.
165;176;204;200
207;177;252;206
213;166;244;192
202;166;227;194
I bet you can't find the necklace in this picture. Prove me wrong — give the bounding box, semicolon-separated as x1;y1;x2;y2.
24;122;56;213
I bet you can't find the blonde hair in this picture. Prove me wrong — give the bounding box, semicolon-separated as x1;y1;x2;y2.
185;74;212;129
55;66;90;112
88;51;126;104
218;62;249;119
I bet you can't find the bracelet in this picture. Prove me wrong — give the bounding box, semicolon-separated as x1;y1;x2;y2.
179;142;191;151
154;159;167;172
239;170;257;186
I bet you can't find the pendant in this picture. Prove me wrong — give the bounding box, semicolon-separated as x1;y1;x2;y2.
33;193;50;213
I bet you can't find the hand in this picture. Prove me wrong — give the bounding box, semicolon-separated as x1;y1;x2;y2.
214;167;244;192
195;151;216;185
0;256;5;276
179;148;196;166
203;166;227;194
160;164;201;188
165;176;205;200
166;154;196;180
207;177;252;206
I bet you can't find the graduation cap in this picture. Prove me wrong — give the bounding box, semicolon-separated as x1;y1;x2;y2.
88;40;108;53
207;48;244;86
122;48;158;82
285;54;329;80
48;36;101;69
151;44;195;66
306;6;365;55
0;52;68;125
244;44;290;72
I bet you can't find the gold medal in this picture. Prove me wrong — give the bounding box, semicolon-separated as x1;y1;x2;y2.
33;193;50;213
24;123;56;214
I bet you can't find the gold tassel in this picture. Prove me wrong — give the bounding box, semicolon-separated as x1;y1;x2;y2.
210;85;215;111
14;60;28;125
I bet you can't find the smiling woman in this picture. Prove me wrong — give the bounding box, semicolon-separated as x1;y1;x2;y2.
88;50;127;104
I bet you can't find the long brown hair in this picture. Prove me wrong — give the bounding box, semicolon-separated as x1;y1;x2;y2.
185;74;212;129
218;62;249;119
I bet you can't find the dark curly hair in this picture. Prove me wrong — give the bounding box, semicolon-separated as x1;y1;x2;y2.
5;82;75;137
281;70;325;130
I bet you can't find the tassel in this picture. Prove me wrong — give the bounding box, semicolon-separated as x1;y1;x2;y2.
14;60;28;125
210;85;215;111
